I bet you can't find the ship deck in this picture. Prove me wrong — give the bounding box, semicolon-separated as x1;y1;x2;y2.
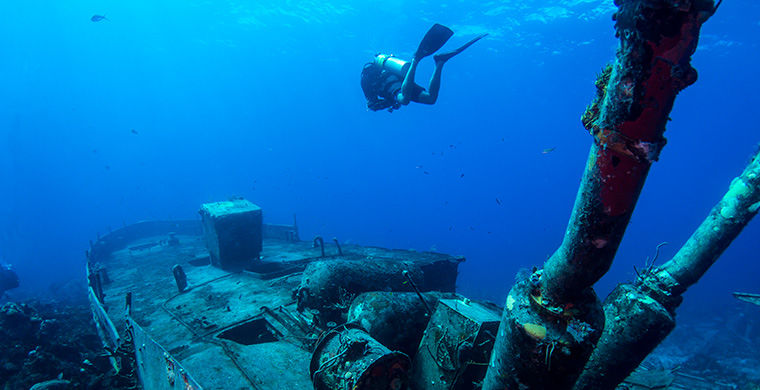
88;220;462;389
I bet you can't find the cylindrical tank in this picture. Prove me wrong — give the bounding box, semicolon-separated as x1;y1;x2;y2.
374;54;410;77
348;291;454;357
296;259;420;325
310;323;410;390
296;257;460;325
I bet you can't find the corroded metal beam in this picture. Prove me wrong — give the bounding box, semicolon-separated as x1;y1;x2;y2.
575;147;758;390
483;1;718;389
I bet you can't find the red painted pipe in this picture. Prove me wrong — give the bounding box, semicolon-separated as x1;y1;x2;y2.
482;2;718;388
541;0;715;304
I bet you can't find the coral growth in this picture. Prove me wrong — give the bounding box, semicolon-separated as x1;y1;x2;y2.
0;296;136;389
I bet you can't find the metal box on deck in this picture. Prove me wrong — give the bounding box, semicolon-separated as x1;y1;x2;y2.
199;199;262;271
410;298;501;389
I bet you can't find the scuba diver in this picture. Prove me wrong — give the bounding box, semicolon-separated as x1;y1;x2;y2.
361;24;487;112
0;263;19;298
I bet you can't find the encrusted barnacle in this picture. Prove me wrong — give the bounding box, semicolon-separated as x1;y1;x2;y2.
582;64;613;131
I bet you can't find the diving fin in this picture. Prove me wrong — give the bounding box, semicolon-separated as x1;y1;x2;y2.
433;33;489;64
414;23;454;60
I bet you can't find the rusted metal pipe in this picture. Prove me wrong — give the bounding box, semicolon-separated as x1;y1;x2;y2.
172;264;188;292
402;270;433;317
484;1;717;389
575;147;757;390
333;237;343;256
542;0;717;304
654;149;760;296
313;236;325;257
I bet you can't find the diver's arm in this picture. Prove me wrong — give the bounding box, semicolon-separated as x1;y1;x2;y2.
397;58;420;105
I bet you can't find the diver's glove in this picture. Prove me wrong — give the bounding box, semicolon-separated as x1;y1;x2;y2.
367;98;394;112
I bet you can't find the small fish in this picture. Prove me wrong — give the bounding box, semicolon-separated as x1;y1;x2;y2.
423;171;430;175
459;173;464;178
495;197;502;205
542;147;556;154
30;379;70;390
130;129;138;135
90;15;108;22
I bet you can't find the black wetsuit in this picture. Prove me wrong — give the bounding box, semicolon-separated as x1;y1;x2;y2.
361;62;424;112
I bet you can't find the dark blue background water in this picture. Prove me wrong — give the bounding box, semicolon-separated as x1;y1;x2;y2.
1;1;757;319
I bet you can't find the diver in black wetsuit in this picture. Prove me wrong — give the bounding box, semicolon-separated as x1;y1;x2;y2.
0;263;19;298
361;24;487;112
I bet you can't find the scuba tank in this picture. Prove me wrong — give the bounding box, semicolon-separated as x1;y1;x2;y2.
362;54;409;111
373;54;410;77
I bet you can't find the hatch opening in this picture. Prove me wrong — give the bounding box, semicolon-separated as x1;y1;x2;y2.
188;256;211;267
217;318;280;345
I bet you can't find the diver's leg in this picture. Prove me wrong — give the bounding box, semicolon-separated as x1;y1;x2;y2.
397;58;421;105
414;33;489;105
412;62;444;105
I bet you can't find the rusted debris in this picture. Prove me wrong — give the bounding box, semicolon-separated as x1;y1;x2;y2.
310;323;410;390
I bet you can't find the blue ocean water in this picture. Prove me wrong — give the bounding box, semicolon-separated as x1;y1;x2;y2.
0;0;757;322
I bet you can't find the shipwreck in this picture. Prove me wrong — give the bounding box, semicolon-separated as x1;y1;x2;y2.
86;1;759;389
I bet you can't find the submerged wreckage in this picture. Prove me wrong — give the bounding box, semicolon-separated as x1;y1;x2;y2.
87;198;499;389
87;1;759;389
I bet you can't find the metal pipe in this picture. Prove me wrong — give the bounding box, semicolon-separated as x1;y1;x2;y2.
657;149;760;295
172;264;188;292
332;238;343;256
402;270;433;317
313;236;325;257
484;2;717;389
125;292;133;317
291;214;300;241
574;147;758;390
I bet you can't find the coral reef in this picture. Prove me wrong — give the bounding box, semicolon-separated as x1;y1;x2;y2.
0;289;136;389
